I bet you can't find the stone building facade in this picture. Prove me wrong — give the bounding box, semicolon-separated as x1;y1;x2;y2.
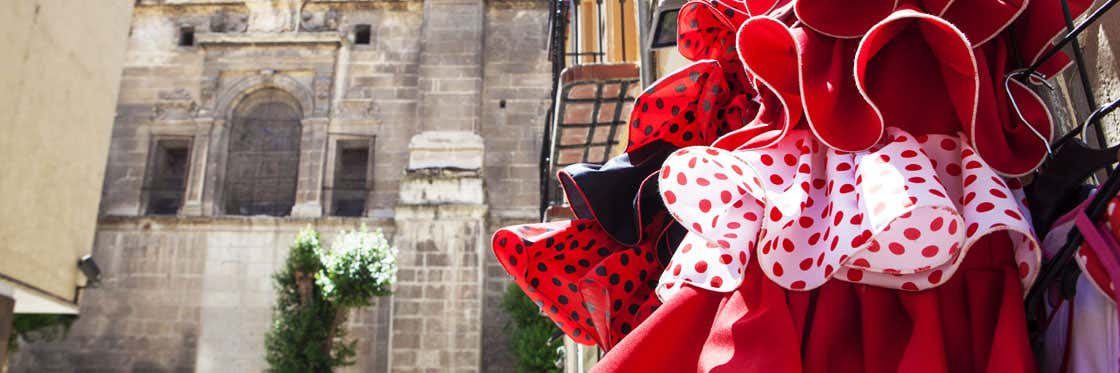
9;0;551;371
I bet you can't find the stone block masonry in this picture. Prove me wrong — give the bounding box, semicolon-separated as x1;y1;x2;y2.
9;0;553;371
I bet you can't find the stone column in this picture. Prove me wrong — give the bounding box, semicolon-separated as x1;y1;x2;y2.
390;132;486;372
180;117;214;216
291;117;329;217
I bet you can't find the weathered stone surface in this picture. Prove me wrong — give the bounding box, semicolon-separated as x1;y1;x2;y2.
399;171;485;205
10;0;551;372
406;131;486;171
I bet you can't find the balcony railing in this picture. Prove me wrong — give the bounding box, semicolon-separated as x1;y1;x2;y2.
541;0;641;218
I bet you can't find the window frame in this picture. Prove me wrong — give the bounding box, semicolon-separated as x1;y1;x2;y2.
353;24;372;46
324;136;375;217
141;136;194;216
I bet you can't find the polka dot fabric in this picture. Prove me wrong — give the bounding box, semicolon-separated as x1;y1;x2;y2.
1045;196;1120;303
676;0;751;88
491;218;667;349
656;128;1040;298
489;0;1096;359
625;61;756;159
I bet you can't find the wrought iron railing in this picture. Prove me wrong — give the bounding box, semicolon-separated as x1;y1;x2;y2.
540;0;640;218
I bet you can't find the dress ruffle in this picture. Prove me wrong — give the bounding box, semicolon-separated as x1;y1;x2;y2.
656;128;1040;296
1012;0;1095;79
558;142;675;246
594;237;1036;373
625;61;762;161
491;218;667;348
658;1;1086;175
676;0;751;87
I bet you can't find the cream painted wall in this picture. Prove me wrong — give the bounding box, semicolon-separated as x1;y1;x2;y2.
0;1;134;304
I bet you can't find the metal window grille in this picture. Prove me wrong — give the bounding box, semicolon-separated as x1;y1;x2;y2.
541;0;640;217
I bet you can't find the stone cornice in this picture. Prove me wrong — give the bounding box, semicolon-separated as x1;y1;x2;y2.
196;32;341;46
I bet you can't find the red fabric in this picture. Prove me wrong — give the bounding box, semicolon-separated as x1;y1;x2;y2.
971;36;1053;177
735;17;884;152
676;0;752;88
854;8;977;139
795;0;897;38
732;17;804;148
1011;0;1094;79
744;0;787;16
625;60;760;160
907;0;952;15
594;232;1037;373
940;0;1027;47
491;218;667;348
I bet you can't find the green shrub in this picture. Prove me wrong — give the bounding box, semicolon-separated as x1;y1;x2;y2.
317;225;397;308
6;314;77;354
264;226;397;372
501;282;563;373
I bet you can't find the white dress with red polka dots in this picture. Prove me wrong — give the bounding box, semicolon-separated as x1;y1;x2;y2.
656;127;1040;301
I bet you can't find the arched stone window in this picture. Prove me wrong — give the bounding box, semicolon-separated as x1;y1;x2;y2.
223;88;302;216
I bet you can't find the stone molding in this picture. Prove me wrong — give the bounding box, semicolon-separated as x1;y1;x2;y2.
212;71;318;119
195;32;341;46
406;131;485;171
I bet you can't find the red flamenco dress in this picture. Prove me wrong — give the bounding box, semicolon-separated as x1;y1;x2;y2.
492;0;1092;371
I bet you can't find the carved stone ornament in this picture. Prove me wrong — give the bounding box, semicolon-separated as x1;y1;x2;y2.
339;98;383;121
209;9;249;33
152;88;199;121
300;9;341;32
245;0;302;32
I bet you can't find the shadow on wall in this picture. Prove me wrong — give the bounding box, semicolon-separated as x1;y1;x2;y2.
1057;8;1120;141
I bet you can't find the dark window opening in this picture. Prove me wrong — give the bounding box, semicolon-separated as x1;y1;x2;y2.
649;9;679;49
354;24;372;45
224;89;302;216
145;139;191;215
331;140;371;217
179;26;195;47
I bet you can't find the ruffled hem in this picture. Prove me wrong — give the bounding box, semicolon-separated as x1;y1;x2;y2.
656;128;1040;299
595;237;1037;373
625;60;764;161
557;142;675;246
491;219;666;348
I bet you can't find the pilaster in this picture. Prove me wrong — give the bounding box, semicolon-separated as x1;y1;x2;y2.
390;131;486;372
291;117;330;217
180;117;214;216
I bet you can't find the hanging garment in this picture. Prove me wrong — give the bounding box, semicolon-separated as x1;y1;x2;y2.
1039;197;1120;373
595;232;1036;373
491;0;1094;364
493;148;686;349
492;217;667;349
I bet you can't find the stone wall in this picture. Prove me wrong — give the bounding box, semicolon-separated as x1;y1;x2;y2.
1050;9;1120;142
9;0;552;371
9;218;394;372
479;1;553;371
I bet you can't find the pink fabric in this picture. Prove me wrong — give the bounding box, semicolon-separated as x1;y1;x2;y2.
1040;212;1120;373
